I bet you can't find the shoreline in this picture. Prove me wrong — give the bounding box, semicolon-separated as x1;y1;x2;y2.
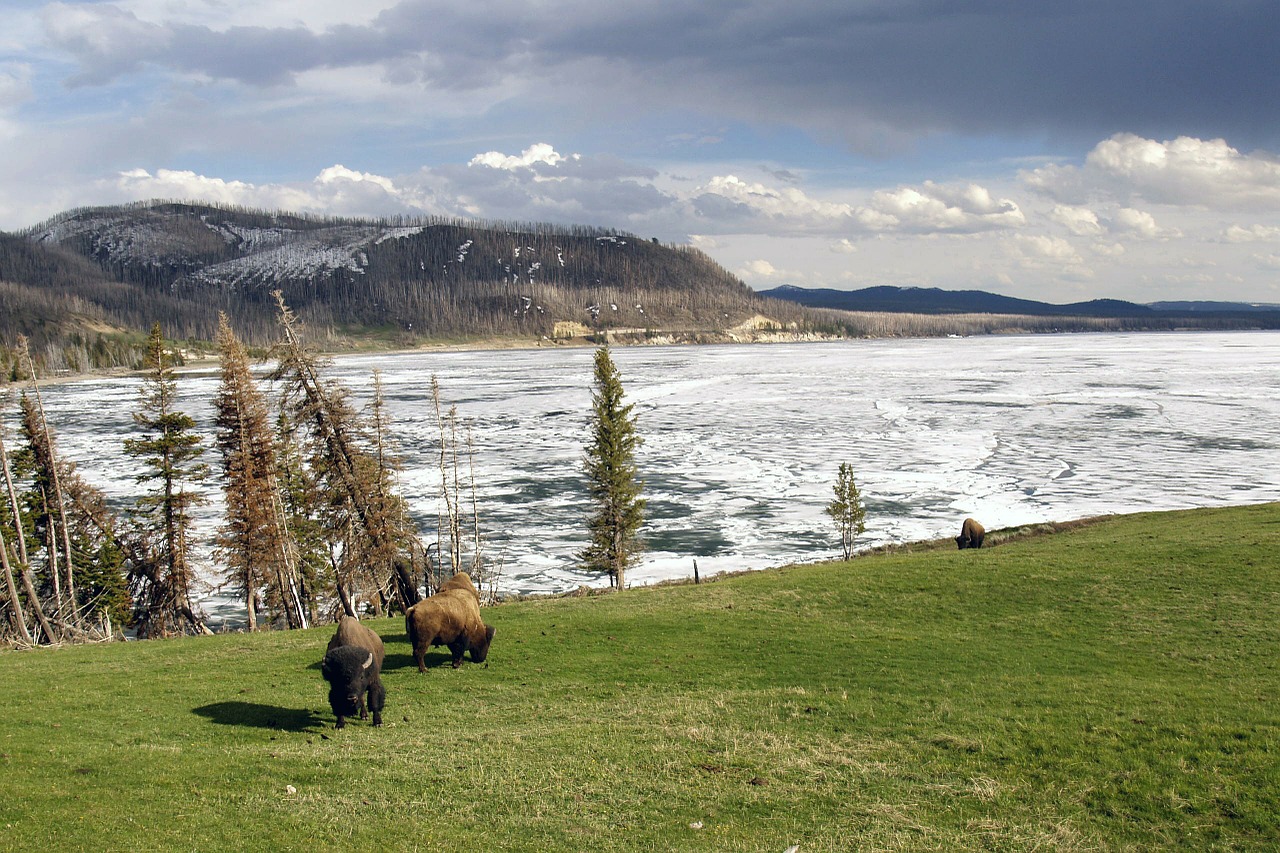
10;318;1270;390
9;324;848;389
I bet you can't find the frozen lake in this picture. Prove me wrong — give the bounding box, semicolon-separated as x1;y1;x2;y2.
8;330;1280;614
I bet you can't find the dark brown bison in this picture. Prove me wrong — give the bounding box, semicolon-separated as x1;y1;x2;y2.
955;517;986;550
405;572;495;672
321;616;386;728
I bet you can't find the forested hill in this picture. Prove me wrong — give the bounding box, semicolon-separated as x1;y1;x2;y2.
1;201;806;370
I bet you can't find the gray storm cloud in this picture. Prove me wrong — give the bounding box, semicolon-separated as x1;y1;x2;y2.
38;0;1280;150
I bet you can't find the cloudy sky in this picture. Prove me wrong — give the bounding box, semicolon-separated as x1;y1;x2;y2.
3;1;1279;304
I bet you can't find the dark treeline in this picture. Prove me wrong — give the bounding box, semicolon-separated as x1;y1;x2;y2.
800;309;1266;338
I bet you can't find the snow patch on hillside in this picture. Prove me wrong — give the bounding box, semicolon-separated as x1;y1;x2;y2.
187;240;367;289
203;219;292;253
374;226;427;245
33;216;181;264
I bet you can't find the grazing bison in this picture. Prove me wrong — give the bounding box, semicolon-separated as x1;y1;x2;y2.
321;616;386;728
955;517;986;550
406;572;495;672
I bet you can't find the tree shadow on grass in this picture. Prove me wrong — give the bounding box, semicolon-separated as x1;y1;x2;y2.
193;701;324;732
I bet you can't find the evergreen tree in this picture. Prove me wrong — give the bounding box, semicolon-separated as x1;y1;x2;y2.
3;346;128;643
581;346;645;588
213;313;308;630
826;462;866;560
15;399;131;633
123;322;209;636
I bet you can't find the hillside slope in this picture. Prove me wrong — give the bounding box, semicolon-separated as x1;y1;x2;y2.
14;201;802;347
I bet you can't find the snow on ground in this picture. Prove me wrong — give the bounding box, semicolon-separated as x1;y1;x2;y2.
13;331;1280;614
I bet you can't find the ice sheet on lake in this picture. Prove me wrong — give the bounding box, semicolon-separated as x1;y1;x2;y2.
7;331;1280;612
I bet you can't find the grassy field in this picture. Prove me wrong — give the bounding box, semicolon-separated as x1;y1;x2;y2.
1;504;1277;851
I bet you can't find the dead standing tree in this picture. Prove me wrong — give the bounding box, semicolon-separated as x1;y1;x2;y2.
269;292;420;618
428;376;495;602
13;337;79;627
0;408;53;645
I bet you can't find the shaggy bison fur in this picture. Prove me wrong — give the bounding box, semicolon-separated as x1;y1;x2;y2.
955;517;986;550
405;572;495;672
321;616;386;728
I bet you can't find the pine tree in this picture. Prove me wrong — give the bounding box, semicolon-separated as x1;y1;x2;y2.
15;399;131;634
3;345;128;643
581;346;645;588
123;322;209;636
213;313;308;630
826;462;866;560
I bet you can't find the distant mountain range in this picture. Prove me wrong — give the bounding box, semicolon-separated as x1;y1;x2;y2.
760;284;1280;320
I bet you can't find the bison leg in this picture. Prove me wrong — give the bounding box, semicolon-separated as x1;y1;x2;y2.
448;635;470;668
368;681;386;727
415;648;427;673
335;714;347;729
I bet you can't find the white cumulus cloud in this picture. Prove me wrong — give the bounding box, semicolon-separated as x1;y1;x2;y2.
1015;234;1084;264
470;143;576;171
1110;207;1171;239
694;175;1023;237
316;164;397;192
109;166;416;217
1051;204;1102;236
698;174;855;224
863;181;1024;233
1025;133;1280;209
1223;223;1280;243
739;259;781;278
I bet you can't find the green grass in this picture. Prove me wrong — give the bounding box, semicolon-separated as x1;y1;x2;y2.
2;504;1278;851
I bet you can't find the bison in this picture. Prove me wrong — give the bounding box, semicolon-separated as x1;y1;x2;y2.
321;615;386;728
955;517;986;550
405;572;495;672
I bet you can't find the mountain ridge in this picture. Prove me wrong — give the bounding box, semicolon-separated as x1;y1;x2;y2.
761;284;1280;320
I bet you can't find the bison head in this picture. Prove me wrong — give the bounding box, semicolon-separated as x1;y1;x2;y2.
322;646;376;717
470;624;496;663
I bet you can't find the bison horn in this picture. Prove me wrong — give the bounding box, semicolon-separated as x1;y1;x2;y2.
362;652;373;670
